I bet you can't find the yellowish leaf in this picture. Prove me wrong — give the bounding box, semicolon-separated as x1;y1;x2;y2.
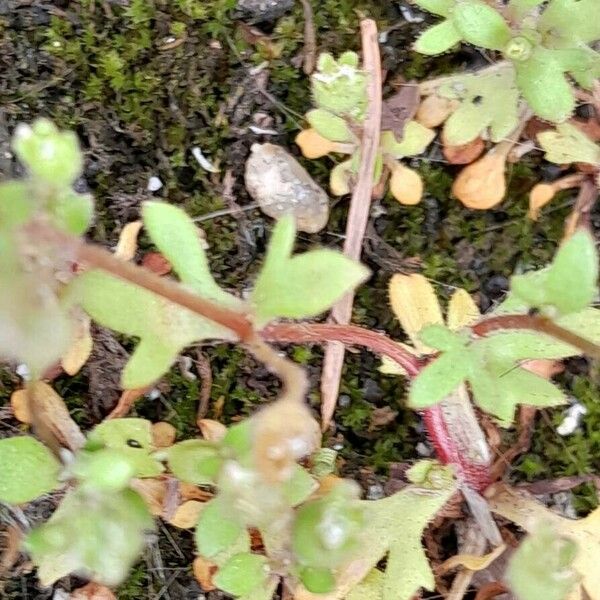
389;274;443;353
296;128;340;159
198;419;227;442
114;220;143;261
168;500;204;528
487;483;600;600
193;555;217;591
10;389;31;423
447;289;480;331
452;150;507;209
528;183;556;220
436;543;506;575
151;422;176;448
130;477;167;517
416;95;456;128
389;163;423;206
379;343;419;376
179;482;213;502
61;313;93;376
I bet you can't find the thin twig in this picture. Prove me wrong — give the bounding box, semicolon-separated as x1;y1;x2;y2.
299;0;317;74
320;19;383;431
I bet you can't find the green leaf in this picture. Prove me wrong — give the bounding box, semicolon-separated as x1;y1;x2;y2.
196;499;248;558
408;351;470;408
508;0;546;19
26;488;153;586
413;20;462;55
306;109;354;142
86;418;163;478
346;569;385;600
12;119;83;187
51;191;94;235
412;0;454;16
418;324;466;352
167;440;222;485
68;269;236;388
0;182;34;228
337;463;456;600
0;436;61;504
300;566;336;593
251;216;370;325
507;524;579;600
281;465;318;506
72;448;136;491
380;122;435;158
221;421;253;459
142;202;242;309
214;553;269;597
515;49;575;122
540;0;600;44
439;65;519;144
538;123;600;165
451;0;512;49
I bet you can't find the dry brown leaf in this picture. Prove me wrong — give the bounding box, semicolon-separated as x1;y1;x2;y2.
416;94;456;128
389;163;423;205
61;313;93;376
107;387;150;419
21;382;85;451
130;477;167;517
70;583;116;599
193;555;217;591
388;274;443;353
179;482;213;502
168;500;204;528
442;136;485;165
295;128;341;159
152;422;176;448
114;220;143;261
141;252;172;276
11;389;31;423
381;84;420;139
436;544;506;576
487;484;600;600
198;418;227;442
0;525;22;577
529;183;556;220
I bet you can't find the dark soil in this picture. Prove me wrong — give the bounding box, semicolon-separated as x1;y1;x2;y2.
1;0;599;598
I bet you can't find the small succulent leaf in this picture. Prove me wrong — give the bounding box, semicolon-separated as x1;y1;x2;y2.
329;158;355;195
252;217;369;325
306;109;354;142
167;440;222;485
515;50;575;122
195;499;248;558
86;418;163;478
296;128;339;159
408;351;470;408
281;465;318;506
540;0;600;44
380;122;435;158
68;270;235;388
413;20;462;55
142;202;242;309
388;273;444;353
412;0;454;16
389;163;424;206
418;324;467;352
451;0;512;49
26;488;153;587
51;191;94;235
439;66;519;144
538;123;600;165
12;118;83;187
506;524;579;600
0;436;61;504
214;553;269;597
510;269;551;310
300;566;336;594
0;182;34;228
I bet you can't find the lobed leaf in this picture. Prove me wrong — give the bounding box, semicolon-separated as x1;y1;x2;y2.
538;123;600;166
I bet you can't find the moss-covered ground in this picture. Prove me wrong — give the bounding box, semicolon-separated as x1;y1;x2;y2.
1;0;599;596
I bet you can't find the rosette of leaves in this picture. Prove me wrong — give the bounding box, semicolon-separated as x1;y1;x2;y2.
0;419;161;586
408;231;600;424
412;0;600;138
0;119;94;376
296;52;435;205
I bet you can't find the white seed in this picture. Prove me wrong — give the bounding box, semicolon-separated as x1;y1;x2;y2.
147;175;163;192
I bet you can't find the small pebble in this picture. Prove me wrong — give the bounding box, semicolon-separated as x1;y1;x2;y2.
338;394;351;408
147;175;163;192
366;484;385;500
191;147;219;173
416;441;433;457
556;402;587;436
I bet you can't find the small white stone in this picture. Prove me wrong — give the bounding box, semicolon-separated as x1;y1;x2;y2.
557;402;587;436
248;125;278;135
147;175;163;192
191;147;219;173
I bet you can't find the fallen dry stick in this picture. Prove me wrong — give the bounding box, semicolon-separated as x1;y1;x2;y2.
320;18;383;430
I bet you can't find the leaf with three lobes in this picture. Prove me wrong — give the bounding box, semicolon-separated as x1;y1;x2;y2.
68;270;236;389
252;216;369;325
538;123;600;166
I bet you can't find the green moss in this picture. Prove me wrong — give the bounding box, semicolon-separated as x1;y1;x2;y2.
117;562;149;599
